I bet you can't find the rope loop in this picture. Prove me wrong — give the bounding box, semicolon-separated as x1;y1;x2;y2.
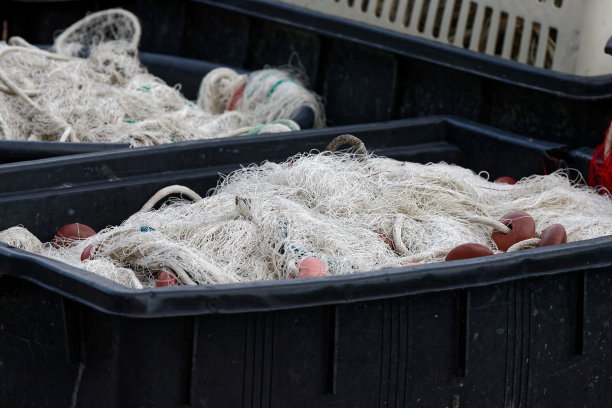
140;185;202;212
326;134;368;156
53;8;141;57
506;238;541;252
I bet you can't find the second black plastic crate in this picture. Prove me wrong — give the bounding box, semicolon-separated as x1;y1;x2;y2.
0;117;609;407
6;0;612;161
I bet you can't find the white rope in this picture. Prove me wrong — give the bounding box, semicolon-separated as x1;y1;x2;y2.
139;185;203;212
8;36;37;48
58;127;73;143
399;249;451;264
506;238;541;252
392;215;408;255
465;215;511;234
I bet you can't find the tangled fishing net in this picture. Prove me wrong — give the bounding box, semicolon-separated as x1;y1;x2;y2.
0;9;324;146
2;138;612;288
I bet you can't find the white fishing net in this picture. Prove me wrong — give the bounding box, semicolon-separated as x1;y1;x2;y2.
0;9;324;146
2;142;611;289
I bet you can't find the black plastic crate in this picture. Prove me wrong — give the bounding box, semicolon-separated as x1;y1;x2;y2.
12;0;607;147
0;117;609;407
6;0;611;160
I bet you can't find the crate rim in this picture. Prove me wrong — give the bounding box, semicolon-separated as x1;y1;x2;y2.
1;234;610;318
0;114;569;197
194;0;612;101
0;114;565;170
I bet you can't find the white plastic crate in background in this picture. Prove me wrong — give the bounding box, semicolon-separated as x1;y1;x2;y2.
276;0;612;76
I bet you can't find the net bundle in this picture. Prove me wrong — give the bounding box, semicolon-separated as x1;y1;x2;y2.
3;144;612;288
0;9;324;146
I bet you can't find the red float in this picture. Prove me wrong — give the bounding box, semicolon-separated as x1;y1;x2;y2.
494;176;517;185
445;243;494;261
297;257;327;278
156;268;180;287
539;224;567;247
491;211;536;251
80;244;97;261
52;223;96;247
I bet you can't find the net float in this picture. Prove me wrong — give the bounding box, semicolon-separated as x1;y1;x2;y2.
80;244;97;261
52;223;96;247
297;256;327;278
445;243;494;261
494;176;517;185
156;268;180;287
492;211;536;251
539;224;568;247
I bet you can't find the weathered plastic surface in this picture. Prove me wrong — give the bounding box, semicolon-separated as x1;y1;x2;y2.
0;116;609;407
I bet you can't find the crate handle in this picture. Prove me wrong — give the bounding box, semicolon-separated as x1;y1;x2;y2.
326;134;367;155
